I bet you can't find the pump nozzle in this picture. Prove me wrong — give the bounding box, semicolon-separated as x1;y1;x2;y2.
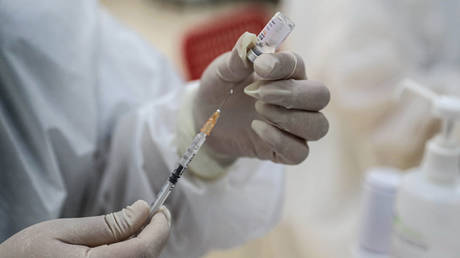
398;78;460;147
397;78;460;183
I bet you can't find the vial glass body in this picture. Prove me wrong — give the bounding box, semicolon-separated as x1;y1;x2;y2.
248;12;295;62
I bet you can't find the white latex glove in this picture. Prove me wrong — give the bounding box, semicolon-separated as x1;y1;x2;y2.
0;200;171;258
194;32;330;169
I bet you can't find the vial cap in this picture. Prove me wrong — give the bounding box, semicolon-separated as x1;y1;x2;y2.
247;49;258;63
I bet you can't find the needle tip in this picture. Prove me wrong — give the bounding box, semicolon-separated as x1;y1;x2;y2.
218;89;234;110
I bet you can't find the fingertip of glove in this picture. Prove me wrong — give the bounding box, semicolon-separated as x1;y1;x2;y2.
254;53;278;76
244;81;262;99
235;32;257;65
237;32;257;49
254;100;264;113
221;32;257;82
251;120;267;136
125;200;151;230
159;206;172;228
152;206;171;229
130;200;150;216
251;119;282;146
137;206;171;252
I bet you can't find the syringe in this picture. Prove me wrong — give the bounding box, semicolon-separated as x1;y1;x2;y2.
148;90;233;218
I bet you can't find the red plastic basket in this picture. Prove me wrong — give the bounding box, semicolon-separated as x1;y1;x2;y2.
182;6;270;80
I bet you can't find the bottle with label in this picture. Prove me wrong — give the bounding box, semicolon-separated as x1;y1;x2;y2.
391;79;460;258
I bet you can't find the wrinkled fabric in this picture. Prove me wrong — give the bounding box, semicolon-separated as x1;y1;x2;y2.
0;1;284;257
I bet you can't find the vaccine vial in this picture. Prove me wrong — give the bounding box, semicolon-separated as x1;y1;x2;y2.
247;12;295;62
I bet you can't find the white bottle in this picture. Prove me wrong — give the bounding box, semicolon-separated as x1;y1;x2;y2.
391;80;460;258
353;168;401;258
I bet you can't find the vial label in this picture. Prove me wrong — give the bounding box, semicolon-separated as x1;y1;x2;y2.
255;12;295;54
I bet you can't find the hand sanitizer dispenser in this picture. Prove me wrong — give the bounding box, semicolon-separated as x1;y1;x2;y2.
391;79;460;258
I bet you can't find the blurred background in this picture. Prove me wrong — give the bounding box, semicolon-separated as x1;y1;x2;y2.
100;0;460;257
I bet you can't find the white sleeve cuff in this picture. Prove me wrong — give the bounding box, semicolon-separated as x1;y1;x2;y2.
176;81;231;180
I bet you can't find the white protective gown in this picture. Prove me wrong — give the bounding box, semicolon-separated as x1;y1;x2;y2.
0;1;284;257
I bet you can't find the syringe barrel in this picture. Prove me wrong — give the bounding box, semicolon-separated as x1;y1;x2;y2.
179;132;206;167
150;181;173;216
149;132;206;217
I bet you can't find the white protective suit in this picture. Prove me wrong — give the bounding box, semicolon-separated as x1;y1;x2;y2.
0;1;284;257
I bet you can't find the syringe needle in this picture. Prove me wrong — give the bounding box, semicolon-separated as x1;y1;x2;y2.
218;89;234;110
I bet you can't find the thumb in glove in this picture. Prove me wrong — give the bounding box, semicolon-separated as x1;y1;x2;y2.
0;200;171;258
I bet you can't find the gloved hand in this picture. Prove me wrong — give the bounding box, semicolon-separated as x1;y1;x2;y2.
194;32;330;168
0;200;171;258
